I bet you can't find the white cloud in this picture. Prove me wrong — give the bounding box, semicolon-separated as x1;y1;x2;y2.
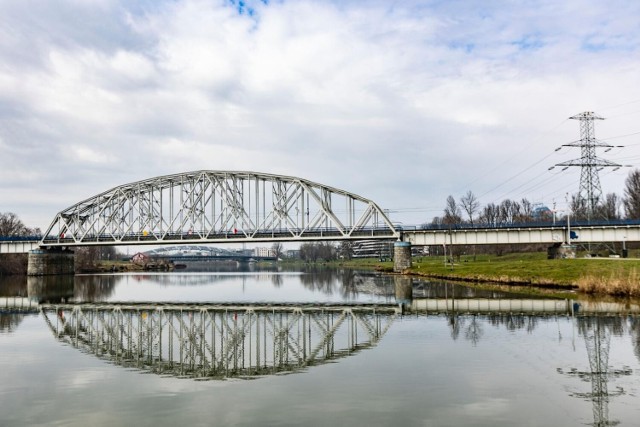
0;0;639;228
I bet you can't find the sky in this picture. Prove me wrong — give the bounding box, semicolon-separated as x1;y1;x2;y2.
1;0;640;231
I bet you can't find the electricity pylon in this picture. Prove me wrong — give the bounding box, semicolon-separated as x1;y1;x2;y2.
552;112;622;220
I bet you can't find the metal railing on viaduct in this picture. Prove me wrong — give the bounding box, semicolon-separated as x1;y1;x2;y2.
403;220;640;246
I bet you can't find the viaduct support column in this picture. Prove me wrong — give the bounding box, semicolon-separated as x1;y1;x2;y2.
393;241;412;273
27;248;75;276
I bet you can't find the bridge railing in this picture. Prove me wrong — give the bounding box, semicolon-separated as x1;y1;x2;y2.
39;226;399;246
417;218;640;231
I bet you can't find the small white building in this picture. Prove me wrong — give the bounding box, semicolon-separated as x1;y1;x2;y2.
254;247;276;257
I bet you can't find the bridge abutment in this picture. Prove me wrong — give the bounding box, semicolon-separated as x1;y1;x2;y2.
27;248;75;276
393;241;412;272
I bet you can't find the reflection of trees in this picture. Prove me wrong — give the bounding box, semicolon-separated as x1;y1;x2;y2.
298;266;339;293
449;315;463;341
631;317;640;363
446;315;484;344
297;267;394;300
487;314;538;333
0;277;30;333
448;314;540;342
0;314;25;333
413;281;518;299
0;275;28;297
464;315;483;346
74;276;117;301
271;273;283;288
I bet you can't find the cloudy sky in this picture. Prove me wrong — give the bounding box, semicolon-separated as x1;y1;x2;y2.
1;0;639;230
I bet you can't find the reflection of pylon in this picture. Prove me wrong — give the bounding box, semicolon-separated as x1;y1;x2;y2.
553;112;622;219
560;317;630;427
582;320;614;426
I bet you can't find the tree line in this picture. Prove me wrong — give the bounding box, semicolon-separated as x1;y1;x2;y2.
432;169;640;226
0;212;41;236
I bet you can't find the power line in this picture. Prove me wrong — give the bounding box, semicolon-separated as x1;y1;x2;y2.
456;118;569;196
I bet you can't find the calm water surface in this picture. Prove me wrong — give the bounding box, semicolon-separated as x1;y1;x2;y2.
1;265;640;427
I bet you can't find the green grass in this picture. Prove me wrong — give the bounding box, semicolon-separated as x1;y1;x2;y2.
408;252;640;290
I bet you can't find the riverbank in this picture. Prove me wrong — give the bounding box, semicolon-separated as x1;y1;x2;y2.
335;252;640;297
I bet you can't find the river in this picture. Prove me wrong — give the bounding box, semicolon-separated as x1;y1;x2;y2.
1;264;639;426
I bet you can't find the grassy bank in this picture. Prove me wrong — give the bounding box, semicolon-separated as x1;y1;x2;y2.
405;252;640;297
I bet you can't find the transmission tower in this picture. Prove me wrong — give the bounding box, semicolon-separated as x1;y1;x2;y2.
553;112;622;219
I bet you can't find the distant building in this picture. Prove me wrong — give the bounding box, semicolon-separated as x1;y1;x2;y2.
284;249;300;259
254;247;276;258
532;204;553;221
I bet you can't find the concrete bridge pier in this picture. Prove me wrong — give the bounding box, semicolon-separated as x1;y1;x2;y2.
27;248;75;276
393;241;412;272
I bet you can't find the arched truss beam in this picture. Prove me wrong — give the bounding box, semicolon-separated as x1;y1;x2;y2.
41;171;399;246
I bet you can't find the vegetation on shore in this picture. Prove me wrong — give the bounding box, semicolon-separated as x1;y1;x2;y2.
408;252;640;297
333;252;640;297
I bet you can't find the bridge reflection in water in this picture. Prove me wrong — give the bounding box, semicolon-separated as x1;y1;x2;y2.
40;303;395;380
35;296;640;382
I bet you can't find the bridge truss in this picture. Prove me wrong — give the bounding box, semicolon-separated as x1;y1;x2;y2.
40;303;396;380
41;171;399;247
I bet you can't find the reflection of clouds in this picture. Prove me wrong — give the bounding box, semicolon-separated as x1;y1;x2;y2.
458;397;510;417
60;369;109;391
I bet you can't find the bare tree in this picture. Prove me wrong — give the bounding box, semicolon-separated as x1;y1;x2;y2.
479;203;499;226
299;242;337;262
460;191;479;225
271;242;283;259
443;195;461;225
570;194;589;221
338;241;353;260
624;169;640;219
0;212;40;236
595;193;620;220
518;198;534;223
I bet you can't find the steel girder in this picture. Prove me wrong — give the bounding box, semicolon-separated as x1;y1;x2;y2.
40;303;396;380
40;171;399;247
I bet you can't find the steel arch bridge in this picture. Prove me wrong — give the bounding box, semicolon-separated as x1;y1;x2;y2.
41;171;400;247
